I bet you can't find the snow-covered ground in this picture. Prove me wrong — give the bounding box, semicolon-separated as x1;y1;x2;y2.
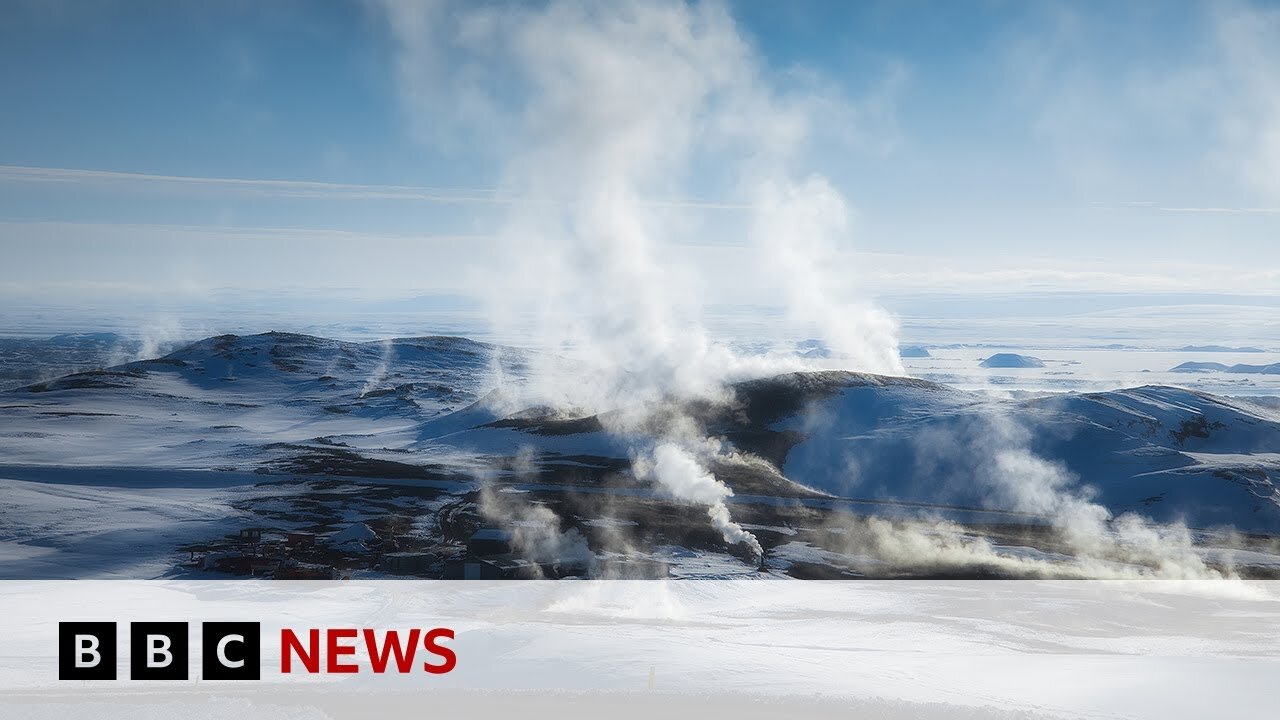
2;580;1279;720
2;331;1280;579
776;378;1280;532
0;474;253;578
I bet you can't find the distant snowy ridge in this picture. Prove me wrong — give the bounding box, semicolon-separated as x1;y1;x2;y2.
1171;360;1280;374
1178;345;1266;353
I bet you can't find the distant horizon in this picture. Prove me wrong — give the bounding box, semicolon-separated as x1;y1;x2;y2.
3;289;1279;352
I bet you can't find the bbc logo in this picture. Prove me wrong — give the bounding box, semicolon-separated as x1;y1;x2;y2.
58;621;261;681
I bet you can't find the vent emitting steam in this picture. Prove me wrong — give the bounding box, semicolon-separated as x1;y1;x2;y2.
379;0;901;561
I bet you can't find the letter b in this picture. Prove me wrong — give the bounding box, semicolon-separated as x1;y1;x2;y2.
130;622;188;680
59;622;116;680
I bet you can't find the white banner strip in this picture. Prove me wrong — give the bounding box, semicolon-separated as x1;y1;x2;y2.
1;580;1278;719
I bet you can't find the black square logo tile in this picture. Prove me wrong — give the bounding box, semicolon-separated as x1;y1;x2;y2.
201;621;261;680
58;621;117;680
130;622;189;680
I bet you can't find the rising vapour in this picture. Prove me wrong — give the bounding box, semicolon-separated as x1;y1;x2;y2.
632;441;762;558
978;412;1222;578
359;338;394;399
375;0;1226;577
376;0;898;396
808;408;1229;579
475;445;597;577
376;0;899;559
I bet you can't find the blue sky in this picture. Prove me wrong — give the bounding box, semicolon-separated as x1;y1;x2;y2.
1;0;1278;338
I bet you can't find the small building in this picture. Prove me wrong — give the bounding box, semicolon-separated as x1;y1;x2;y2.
467;528;514;557
383;552;433;576
178;544;210;567
275;561;335;580
208;550;275;576
209;554;253;576
285;531;316;548
443;556;538;580
235;528;263;544
592;558;670;579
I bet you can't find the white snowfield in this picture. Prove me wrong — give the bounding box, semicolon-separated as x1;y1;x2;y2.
1;331;1279;579
0;580;1278;720
0;475;249;578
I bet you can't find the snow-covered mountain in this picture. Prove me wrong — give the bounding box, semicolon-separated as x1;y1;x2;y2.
780;376;1280;531
2;332;510;467
3;332;1279;579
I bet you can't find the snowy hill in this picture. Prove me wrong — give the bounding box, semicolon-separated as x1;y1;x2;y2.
979;353;1045;368
4;331;1280;578
778;380;1280;532
400;370;1280;534
3;331;517;467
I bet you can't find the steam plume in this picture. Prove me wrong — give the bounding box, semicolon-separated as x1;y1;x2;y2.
377;0;901;559
632;441;762;558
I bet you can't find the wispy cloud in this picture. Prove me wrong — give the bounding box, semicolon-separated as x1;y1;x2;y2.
862;256;1280;296
1157;206;1280;214
1088;201;1280;215
0;164;750;210
0;164;499;201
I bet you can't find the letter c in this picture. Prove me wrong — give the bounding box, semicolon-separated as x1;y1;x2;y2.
217;634;245;668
